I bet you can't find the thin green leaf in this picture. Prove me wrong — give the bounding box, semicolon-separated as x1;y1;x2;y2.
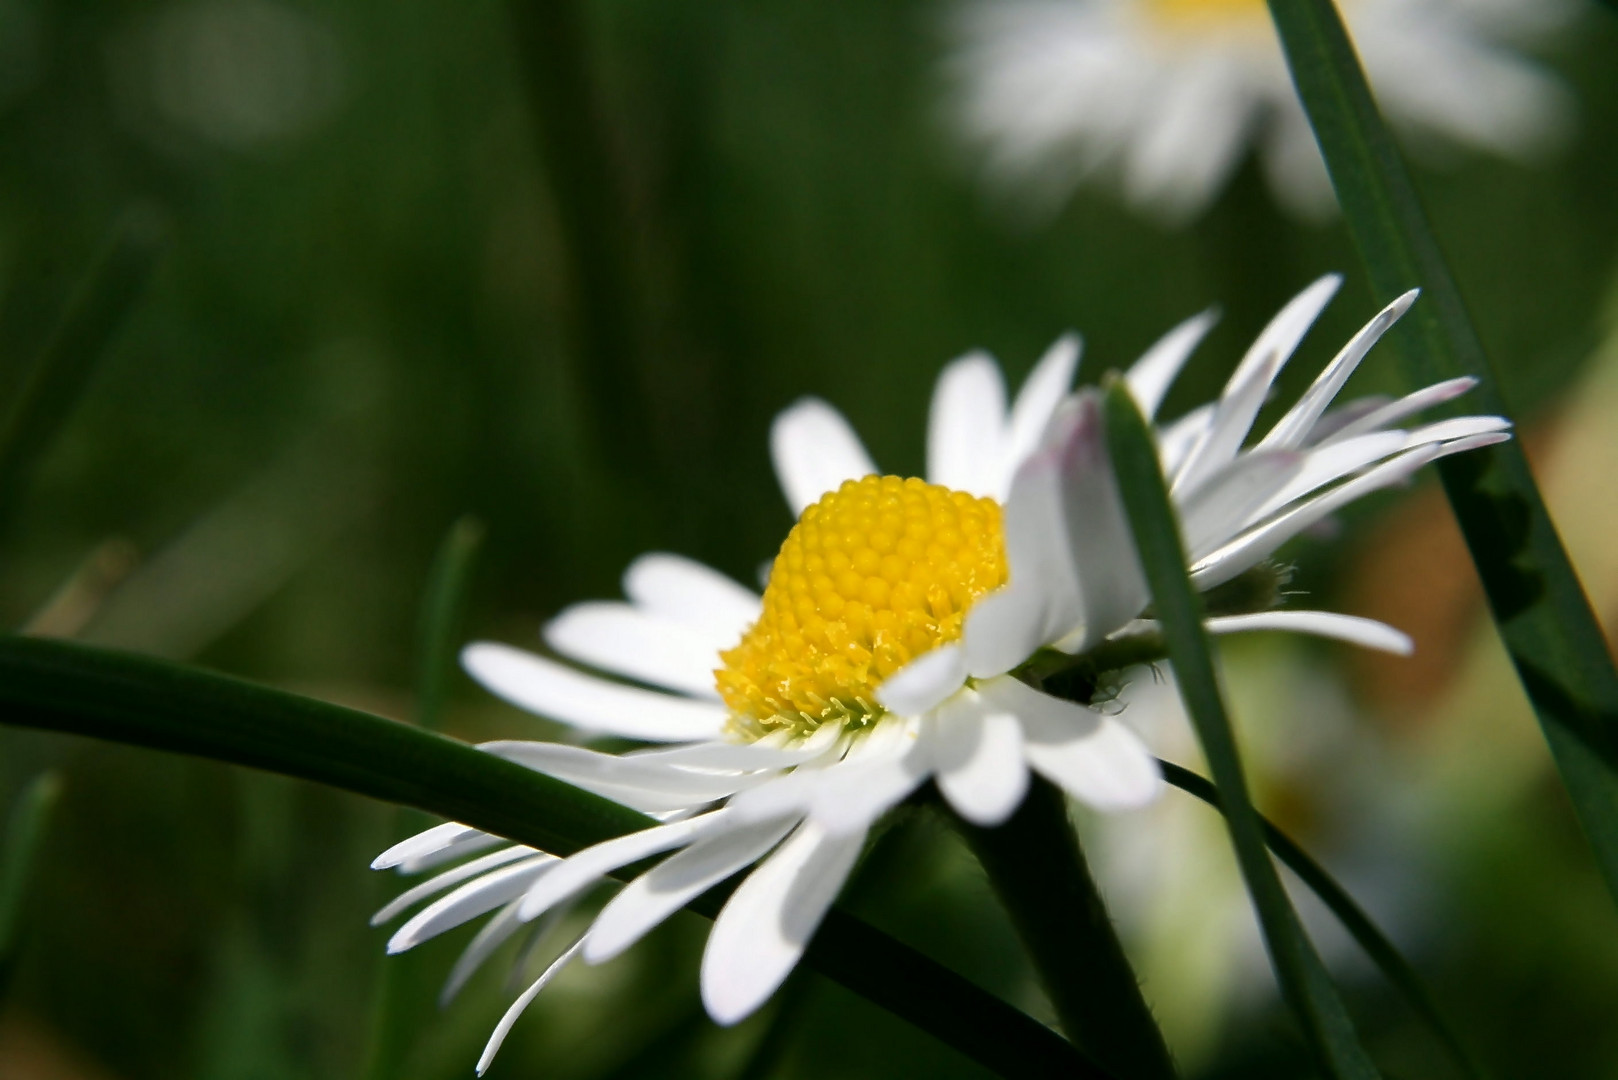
1103;380;1380;1080
0;770;63;998
1159;760;1484;1080
0;211;167;518
960;778;1177;1080
505;0;655;482
1267;0;1618;906
0;634;1099;1080
414;515;485;731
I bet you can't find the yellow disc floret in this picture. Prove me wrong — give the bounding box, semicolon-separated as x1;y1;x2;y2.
717;475;1006;739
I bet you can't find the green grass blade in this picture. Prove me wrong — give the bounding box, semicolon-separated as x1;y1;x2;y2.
0;770;64;999
0;211;167;518
1103;381;1380;1080
1266;0;1618;905
1159;761;1484;1079
0;634;1099;1080
414;516;485;731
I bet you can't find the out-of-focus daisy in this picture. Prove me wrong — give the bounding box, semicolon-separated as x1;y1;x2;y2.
371;275;1509;1073
945;0;1576;221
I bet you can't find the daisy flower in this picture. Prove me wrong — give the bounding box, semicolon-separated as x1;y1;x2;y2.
945;0;1576;220
371;274;1509;1073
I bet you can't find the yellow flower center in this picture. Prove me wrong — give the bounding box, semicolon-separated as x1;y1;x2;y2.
717;475;1007;739
1144;0;1268;30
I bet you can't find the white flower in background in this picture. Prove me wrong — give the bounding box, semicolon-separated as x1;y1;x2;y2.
371;274;1509;1073
945;0;1576;221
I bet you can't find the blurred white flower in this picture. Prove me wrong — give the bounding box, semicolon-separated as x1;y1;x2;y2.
109;0;344;153
371;275;1508;1073
944;0;1576;221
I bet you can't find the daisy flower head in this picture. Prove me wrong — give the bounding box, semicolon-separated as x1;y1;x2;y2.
944;0;1577;221
371;275;1510;1072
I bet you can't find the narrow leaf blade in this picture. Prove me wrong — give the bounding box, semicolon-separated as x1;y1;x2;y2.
1267;0;1618;905
1103;380;1379;1080
0;634;1095;1080
1160;761;1483;1079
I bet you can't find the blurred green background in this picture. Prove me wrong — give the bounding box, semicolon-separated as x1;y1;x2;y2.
2;1;1617;1077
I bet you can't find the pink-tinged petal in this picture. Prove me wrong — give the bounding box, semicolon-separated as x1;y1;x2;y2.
1320;377;1478;444
1178;450;1304;561
928;351;1008;498
1174;275;1341;494
463;643;728;743
1248;431;1409;522
1002;332;1081;487
1190;443;1447;589
1257;290;1418;451
1126;309;1218;421
770;398;878;516
701;820;866;1025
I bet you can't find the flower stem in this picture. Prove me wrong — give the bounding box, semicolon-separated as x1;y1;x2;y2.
959;778;1177;1080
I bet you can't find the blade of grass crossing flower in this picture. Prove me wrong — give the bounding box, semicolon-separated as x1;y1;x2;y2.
1159;761;1484;1080
1266;0;1618;906
415;516;485;731
0;211;166;520
1103;380;1380;1080
0;635;1101;1080
0;770;63;999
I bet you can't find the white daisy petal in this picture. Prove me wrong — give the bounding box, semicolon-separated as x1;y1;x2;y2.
544;601;723;700
373;822;486;871
875;643;968;717
1002;332;1081;486
1258;289;1418;451
372;845;538;926
1323;377;1479;443
463;643;728;743
1046;393;1149;651
1404;415;1513;447
1126;308;1218;421
1175;275;1341;495
622;739;829;771
475;937;588;1076
389;854;558;953
1249;430;1411;522
584;815;798;965
927;351;1008;498
622;553;761;649
770;398;879;515
931;694;1029;827
982;678;1161;812
1204;611;1414;655
481;741;761;811
440;900;527;1006
963;583;1050;680
1178;450;1304;561
1158;402;1215;477
516;812;734;922
1191;443;1446;589
701;819;866;1026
